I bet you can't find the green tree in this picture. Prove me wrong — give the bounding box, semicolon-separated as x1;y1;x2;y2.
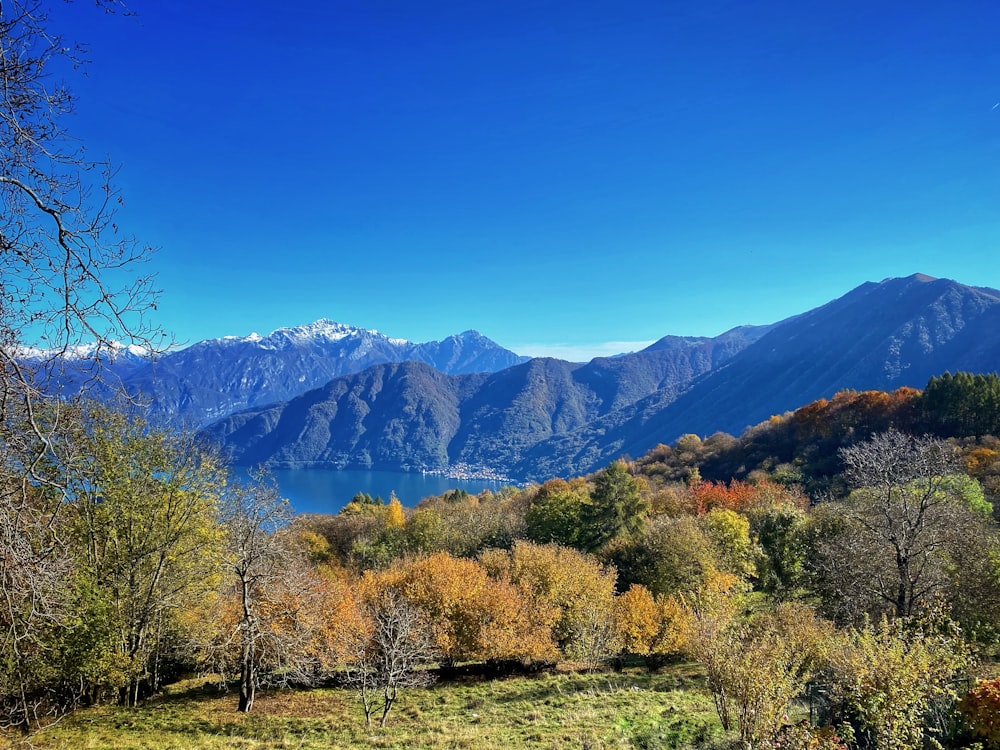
606;514;717;597
524;478;589;547
583;460;648;550
68;405;224;706
922;372;1000;438
748;504;809;601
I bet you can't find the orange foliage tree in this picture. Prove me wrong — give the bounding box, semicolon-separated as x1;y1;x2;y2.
369;552;557;665
686;478;807;516
479;541;619;665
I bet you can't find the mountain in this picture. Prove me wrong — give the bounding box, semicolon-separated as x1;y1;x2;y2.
203;326;772;474
206;275;1000;481
518;274;1000;477
42;320;528;427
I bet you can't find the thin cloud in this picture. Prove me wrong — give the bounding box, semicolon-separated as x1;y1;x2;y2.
513;341;657;362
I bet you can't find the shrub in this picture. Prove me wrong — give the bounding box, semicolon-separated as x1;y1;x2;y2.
959;677;1000;748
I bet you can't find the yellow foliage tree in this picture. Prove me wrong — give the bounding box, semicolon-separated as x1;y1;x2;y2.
384;495;406;529
614;584;660;657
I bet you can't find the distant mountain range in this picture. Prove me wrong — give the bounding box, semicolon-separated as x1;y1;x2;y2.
38;320;529;427
201;275;1000;481
201;325;769;476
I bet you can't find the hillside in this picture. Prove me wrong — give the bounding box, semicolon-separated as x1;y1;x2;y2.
520;274;1000;478
207;275;1000;480
204;328;767;474
37;321;528;427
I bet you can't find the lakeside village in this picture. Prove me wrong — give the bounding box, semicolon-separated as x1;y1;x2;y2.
421;462;516;484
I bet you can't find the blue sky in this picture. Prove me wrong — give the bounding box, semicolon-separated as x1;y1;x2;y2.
59;0;1000;360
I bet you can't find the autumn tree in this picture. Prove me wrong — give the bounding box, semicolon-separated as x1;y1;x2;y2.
827;611;969;750
0;0;163;732
660;567;746;660
613;584;660;658
958;677;1000;748
480;541;618;664
688;603;832;747
373;552;557;666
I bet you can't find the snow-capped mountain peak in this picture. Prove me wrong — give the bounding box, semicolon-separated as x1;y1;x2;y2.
32;318;528;427
20;340;152;362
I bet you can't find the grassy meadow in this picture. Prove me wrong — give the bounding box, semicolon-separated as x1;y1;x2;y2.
24;667;724;750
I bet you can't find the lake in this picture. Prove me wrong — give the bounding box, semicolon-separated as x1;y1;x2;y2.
263;468;514;515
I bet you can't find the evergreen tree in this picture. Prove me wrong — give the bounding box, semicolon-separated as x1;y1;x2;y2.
583;461;648;550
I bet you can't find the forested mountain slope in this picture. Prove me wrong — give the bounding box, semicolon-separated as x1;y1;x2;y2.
521;275;1000;478
204;328;768;473
37;322;528;427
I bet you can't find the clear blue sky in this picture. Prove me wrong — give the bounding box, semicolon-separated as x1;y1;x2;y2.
60;0;1000;360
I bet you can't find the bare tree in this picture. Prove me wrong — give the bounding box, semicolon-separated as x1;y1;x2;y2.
1;0;163;733
209;476;331;713
344;587;437;729
1;0;164;424
815;431;993;622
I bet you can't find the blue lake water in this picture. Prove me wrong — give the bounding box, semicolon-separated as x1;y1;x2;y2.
263;468;512;515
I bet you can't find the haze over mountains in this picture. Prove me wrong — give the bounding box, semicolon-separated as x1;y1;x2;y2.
199;275;1000;481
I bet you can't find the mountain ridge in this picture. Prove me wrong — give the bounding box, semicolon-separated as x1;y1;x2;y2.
205;275;1000;481
37;320;529;427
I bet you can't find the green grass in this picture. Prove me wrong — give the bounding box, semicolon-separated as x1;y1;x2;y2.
21;667;723;750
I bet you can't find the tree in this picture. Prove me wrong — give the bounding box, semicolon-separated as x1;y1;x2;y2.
373;552;557;666
747;503;809;602
606;515;707;597
209;476;332;713
68;404;224;707
816;431;995;622
688;603;832;747
613;584;660;658
583;460;648;550
958;677;1000;748
922;372;1000;438
0;471;72;732
480;541;617;663
1;0;162;477
701;508;759;581
524;478;588;548
827;612;969;750
1;1;162;732
343;586;437;729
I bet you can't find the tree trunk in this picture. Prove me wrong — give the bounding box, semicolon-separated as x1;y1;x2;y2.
238;658;255;713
